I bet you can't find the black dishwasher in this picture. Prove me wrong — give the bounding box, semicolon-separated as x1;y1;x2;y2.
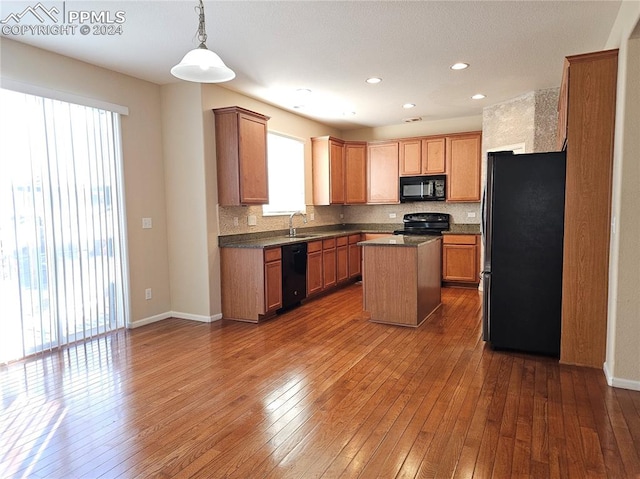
279;243;307;312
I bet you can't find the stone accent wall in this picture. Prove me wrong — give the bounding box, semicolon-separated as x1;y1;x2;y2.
534;88;561;152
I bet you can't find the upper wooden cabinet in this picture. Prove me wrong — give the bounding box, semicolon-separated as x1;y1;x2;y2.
312;136;345;205
446;132;482;202
399;137;446;176
422;137;446;174
399;139;422;176
559;49;618;368
367;141;399;204
213;106;270;206
344;141;367;204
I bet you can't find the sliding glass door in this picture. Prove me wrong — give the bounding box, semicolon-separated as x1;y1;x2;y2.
0;88;129;363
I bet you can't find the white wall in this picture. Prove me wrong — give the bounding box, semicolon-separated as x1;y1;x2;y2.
0;38;171;326
605;3;640;390
161;82;213;321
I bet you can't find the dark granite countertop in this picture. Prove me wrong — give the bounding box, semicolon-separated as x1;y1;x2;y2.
444;224;481;235
218;223;479;248
358;235;442;247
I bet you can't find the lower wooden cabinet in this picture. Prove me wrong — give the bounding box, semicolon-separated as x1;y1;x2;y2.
442;234;479;286
337;236;349;283
221;246;282;322
264;248;282;313
307;241;323;296
348;234;362;279
323;238;337;289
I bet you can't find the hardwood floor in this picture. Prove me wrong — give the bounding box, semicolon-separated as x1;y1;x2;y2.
1;285;639;478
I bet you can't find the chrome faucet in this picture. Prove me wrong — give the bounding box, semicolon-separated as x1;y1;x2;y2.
288;211;307;236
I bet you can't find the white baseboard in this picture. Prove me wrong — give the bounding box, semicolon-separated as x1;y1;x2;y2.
171;311;223;323
603;361;640;391
128;311;172;329
128;311;223;329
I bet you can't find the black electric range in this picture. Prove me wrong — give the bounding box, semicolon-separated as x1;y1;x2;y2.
393;212;450;235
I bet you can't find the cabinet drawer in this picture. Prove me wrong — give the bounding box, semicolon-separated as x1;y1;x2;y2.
443;234;477;245
264;247;282;262
307;240;322;253
348;234;361;244
336;236;348;247
323;238;336;249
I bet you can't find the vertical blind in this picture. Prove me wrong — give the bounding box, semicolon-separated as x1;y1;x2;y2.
0;88;129;363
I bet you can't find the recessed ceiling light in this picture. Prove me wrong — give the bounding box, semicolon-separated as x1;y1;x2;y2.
471;93;486;100
403;103;416;109
366;77;382;84
342;111;356;116
450;63;469;70
293;105;305;109
296;88;312;95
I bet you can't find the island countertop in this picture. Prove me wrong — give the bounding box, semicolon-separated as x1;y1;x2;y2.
358;234;441;247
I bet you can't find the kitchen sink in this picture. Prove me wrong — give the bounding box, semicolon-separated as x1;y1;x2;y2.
286;234;320;239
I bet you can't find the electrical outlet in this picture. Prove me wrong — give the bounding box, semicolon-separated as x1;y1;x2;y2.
142;217;152;229
310;213;315;221
340;213;344;219
389;213;397;219
233;217;239;227
467;212;477;218
247;215;257;226
145;288;152;300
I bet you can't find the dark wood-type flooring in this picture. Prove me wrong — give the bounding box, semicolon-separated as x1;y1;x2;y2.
1;285;640;478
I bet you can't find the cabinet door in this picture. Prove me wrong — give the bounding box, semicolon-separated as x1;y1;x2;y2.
344;142;367;204
422;137;446;174
238;113;269;204
446;133;481;202
337;237;349;283
367;142;399;204
323;248;337;289
307;251;323;296
329;139;345;204
264;259;282;312
399;139;422;176
442;245;478;282
348;243;361;278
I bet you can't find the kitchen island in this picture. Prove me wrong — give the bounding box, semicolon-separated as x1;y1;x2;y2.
359;235;442;327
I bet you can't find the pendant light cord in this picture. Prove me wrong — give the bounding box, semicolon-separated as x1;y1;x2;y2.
196;0;207;48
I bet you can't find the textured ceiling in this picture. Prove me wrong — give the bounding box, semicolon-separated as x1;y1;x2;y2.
0;1;623;129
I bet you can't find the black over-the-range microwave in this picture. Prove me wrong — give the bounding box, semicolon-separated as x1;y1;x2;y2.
399;175;446;202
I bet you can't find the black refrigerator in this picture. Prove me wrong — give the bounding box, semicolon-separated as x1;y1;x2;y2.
482;150;566;357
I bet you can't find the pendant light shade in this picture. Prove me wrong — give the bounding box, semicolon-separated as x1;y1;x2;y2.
171;0;235;83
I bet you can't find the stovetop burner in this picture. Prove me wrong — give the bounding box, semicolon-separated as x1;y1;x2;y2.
393;212;450;236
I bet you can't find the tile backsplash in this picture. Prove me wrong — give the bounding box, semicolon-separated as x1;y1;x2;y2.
218;202;480;236
218;205;344;236
343;202;481;226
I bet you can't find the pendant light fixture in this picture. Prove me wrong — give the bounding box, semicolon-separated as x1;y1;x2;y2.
171;0;235;83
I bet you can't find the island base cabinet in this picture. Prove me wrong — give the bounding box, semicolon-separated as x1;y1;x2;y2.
221;247;281;322
362;239;442;327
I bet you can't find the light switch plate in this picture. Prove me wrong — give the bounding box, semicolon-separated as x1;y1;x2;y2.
248;215;257;226
142;217;152;229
